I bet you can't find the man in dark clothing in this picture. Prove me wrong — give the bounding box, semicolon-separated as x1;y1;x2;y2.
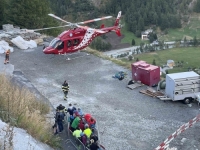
56;104;66;120
90;134;98;143
89;142;100;150
53;110;64;134
62;80;69;100
56;113;63;132
67;104;76;116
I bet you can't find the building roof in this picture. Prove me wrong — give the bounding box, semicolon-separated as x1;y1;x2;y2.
167;71;199;80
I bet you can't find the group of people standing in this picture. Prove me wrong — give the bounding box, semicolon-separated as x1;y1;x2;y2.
68;105;102;150
53;103;102;150
53;80;102;149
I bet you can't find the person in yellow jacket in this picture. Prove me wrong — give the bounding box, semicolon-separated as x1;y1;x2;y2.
4;49;10;64
73;128;82;140
83;124;92;138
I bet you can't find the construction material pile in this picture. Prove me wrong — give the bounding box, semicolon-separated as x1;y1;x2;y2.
0;24;43;50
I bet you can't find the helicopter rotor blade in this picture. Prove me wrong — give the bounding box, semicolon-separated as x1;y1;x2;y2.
28;25;71;32
48;14;112;27
48;14;71;24
77;16;112;25
76;25;105;34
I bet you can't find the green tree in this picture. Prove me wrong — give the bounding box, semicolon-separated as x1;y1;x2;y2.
160;15;169;30
132;39;135;45
0;0;6;26
193;36;198;46
194;0;200;13
128;55;133;61
138;17;144;31
152;59;156;65
6;0;61;36
183;37;187;47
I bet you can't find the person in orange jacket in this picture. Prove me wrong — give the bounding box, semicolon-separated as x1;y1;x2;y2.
4;49;10;64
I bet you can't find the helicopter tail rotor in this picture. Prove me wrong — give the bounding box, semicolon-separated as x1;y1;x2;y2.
112;11;122;36
114;11;122;26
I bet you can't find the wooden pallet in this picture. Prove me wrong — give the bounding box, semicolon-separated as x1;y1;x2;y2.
140;87;165;97
127;82;143;90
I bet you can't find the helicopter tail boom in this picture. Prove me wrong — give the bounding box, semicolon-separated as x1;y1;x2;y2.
115;28;121;36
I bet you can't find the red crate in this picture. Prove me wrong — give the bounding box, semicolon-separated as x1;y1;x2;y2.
131;61;160;86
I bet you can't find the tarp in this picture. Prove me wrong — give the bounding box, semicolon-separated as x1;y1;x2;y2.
11;36;37;49
0;40;14;54
112;71;126;80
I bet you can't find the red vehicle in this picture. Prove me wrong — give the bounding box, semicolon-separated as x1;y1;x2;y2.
38;11;122;55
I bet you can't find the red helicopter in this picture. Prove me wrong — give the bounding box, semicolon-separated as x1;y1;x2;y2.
36;11;122;55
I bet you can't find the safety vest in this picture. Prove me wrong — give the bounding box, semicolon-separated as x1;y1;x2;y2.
62;83;69;91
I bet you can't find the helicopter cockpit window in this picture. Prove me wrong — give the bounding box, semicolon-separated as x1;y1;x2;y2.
73;39;80;46
49;38;62;49
67;40;72;47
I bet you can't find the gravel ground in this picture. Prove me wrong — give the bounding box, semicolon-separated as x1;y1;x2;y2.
1;46;200;150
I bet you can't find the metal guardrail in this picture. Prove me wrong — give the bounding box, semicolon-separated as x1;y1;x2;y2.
65;139;79;150
68;126;88;150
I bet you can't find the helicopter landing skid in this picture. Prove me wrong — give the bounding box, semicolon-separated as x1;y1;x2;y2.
63;52;90;61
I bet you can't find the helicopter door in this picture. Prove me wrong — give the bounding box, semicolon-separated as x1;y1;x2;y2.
56;41;64;52
73;39;80;46
67;40;72;48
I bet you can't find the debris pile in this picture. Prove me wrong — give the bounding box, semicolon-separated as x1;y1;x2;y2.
1;24;41;41
0;24;43;49
0;40;14;54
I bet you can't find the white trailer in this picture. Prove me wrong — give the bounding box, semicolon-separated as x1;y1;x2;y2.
158;71;200;104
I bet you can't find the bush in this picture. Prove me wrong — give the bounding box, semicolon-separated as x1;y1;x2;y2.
128;55;133;61
0;74;60;148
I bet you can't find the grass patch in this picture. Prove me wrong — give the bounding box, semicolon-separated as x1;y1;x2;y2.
131;47;200;73
159;13;200;41
85;47;200;74
0;74;61;148
120;21;149;45
84;48;131;69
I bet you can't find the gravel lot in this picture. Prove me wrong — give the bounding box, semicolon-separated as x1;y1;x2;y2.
2;46;200;150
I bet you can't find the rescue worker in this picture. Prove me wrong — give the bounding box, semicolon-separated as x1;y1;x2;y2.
56;104;67;120
55;110;64;134
62;80;69;100
4;49;10;64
